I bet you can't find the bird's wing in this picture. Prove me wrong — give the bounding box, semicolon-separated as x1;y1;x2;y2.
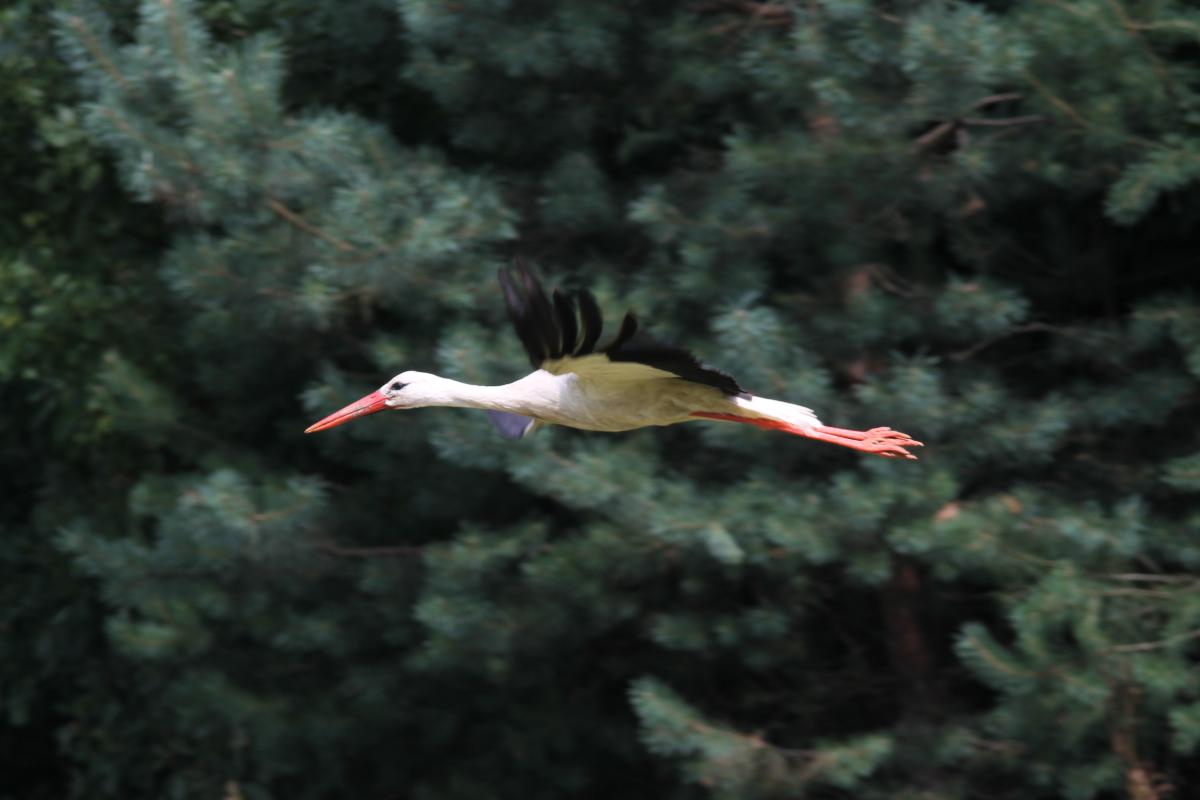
498;259;745;396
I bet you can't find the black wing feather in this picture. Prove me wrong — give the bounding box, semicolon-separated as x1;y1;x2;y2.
498;259;745;396
552;289;578;355
517;259;561;358
606;311;639;352
606;334;745;396
498;266;547;368
576;289;603;355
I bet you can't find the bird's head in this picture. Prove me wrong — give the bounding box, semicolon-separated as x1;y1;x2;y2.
304;371;444;434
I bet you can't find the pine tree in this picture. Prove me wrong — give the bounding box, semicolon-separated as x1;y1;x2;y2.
5;0;1200;798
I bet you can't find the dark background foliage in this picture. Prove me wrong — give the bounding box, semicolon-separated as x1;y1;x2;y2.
4;1;1200;798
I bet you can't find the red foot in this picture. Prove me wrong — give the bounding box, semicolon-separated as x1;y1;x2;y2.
690;413;923;460
808;425;923;460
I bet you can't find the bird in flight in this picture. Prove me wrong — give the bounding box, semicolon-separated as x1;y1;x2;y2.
306;261;922;459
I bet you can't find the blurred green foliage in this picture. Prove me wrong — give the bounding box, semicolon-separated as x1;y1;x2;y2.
4;0;1200;798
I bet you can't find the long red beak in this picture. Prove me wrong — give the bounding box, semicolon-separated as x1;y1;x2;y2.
305;390;390;434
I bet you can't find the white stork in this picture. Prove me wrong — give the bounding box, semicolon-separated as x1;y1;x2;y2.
305;261;922;459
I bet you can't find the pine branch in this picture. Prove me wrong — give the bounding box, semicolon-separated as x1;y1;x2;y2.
265;196;358;253
1108;627;1200;653
694;1;792;22
959;115;1045;127
1024;71;1092;130
58;12;129;90
972;92;1025;108
1105;574;1200;585
948;322;1088;361
1104;0;1176;100
914;93;1044;152
1109;681;1163;800
316;540;424;558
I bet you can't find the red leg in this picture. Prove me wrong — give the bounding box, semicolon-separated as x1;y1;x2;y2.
811;424;878;441
690;413;923;460
691;411;775;429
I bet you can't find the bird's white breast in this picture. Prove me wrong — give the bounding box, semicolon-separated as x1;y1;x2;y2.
510;369;727;432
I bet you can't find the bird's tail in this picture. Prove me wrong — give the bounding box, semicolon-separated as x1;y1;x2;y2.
692;394;922;460
731;394;823;431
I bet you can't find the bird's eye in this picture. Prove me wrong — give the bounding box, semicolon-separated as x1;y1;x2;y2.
390;381;406;391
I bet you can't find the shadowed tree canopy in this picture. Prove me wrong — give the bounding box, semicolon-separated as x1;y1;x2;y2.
4;1;1200;798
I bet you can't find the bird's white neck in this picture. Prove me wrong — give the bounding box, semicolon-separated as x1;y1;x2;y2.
402;374;549;416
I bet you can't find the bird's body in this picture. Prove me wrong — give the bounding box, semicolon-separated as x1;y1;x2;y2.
377;367;720;431
306;261;922;459
402;365;810;432
499;366;719;432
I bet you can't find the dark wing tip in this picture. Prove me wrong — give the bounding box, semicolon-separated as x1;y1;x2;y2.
499;258;580;367
497;267;521;313
500;261;744;395
606;325;746;397
576;289;603;355
499;263;548;367
605;311;639;353
552;289;579;356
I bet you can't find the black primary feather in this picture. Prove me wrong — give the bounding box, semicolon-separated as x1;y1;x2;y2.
498;266;548;367
607;334;745;396
576;289;603;355
498;260;746;396
552;289;578;355
607;312;639;352
517;259;561;358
